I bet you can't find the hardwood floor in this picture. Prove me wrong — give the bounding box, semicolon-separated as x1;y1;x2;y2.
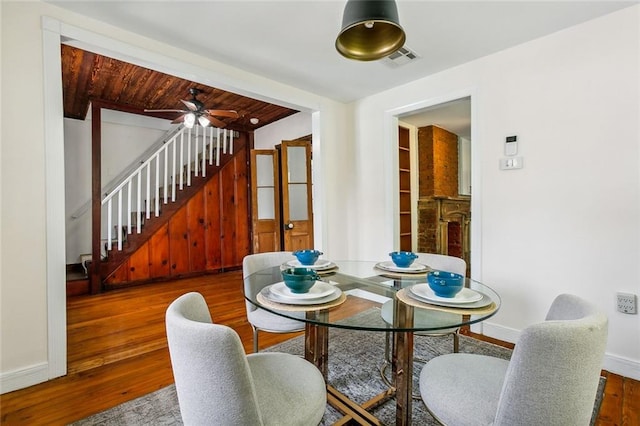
1;271;638;425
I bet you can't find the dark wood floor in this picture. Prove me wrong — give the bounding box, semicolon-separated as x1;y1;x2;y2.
1;271;638;425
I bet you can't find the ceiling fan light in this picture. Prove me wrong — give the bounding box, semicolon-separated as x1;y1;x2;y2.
184;113;196;128
336;0;406;61
198;115;211;127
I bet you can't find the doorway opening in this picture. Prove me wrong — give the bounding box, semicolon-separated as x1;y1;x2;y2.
396;96;472;274
42;19;321;385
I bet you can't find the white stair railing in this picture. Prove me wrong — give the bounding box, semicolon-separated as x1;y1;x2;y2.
101;125;235;252
71;125;185;220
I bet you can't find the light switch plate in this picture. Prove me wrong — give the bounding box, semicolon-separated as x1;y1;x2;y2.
499;157;524;170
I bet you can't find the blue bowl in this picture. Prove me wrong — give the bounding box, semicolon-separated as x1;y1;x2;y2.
281;268;320;293
293;249;323;266
389;251;418;268
427;270;464;298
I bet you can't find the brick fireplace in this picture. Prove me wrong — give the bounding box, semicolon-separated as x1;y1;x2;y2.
417;196;470;267
416;125;470;274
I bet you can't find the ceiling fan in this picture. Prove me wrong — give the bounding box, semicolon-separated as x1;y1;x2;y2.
145;88;239;128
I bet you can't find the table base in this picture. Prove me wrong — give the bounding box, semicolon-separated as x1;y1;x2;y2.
305;318;414;426
328;385;394;426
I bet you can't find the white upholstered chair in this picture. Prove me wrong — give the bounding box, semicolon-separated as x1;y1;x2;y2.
380;253;467;389
243;252;306;353
166;292;326;426
419;293;608;426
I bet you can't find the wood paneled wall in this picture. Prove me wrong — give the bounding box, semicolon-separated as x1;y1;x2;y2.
105;148;250;288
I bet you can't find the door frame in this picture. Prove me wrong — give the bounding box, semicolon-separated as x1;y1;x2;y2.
384;89;481;284
38;17;322;391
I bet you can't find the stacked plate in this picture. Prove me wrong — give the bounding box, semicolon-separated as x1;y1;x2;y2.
375;261;430;274
407;284;493;308
284;259;338;272
262;281;342;305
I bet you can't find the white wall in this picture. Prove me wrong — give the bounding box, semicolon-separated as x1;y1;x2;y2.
2;1;52;389
64;114;170;263
254;112;312;149
351;6;640;378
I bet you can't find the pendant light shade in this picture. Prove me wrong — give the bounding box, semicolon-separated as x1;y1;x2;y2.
336;0;406;61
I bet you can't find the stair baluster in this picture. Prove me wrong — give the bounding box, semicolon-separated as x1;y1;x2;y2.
100;125;237;254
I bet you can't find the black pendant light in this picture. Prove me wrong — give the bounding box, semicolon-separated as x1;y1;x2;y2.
336;0;406;61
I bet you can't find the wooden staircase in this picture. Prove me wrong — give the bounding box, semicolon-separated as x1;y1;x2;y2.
101;136;247;282
69;130;251;296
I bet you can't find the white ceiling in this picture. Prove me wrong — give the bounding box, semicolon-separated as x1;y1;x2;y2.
48;1;636;105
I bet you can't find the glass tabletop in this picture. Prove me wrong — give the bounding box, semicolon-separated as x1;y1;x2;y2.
243;260;501;332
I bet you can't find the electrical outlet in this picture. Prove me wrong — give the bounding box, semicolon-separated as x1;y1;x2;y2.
616;293;637;314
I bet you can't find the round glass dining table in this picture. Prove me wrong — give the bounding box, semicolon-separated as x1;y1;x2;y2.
243;260;501;426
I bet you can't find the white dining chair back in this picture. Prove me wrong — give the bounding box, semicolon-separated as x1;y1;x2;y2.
166;292;326;425
243;252;306;352
416;252;467;277
493;294;608;425
381;252;467;346
419;293;608;426
380;253;467;393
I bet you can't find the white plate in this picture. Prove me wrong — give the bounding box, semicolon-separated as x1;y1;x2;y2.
375;261;429;273
408;285;493;308
269;281;336;300
285;259;335;270
410;285;482;304
262;286;342;305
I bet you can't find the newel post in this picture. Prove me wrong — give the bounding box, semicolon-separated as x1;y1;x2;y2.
90;102;102;294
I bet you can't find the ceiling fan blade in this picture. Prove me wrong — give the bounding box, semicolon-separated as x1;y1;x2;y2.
144;109;188;113
206;115;227;128
171;114;186;124
180;99;199;111
205;109;239;118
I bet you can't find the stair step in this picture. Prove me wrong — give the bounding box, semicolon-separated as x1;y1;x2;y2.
66;263;89;297
66;262;86;279
67;279;90;297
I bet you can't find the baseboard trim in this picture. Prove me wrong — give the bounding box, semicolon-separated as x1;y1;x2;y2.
0;362;49;394
482;320;640;381
603;353;640;381
481;320;521;344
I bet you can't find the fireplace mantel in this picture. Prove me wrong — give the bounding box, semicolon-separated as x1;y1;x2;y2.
417;196;471;275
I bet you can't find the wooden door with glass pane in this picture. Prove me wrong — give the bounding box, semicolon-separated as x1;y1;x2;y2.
280;140;314;251
250;150;282;252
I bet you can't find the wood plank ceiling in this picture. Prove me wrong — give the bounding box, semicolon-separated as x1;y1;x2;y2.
61;44;299;131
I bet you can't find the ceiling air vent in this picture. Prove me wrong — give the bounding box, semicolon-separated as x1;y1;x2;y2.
384;46;420;67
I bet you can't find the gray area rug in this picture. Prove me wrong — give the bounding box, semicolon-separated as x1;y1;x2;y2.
71;308;605;425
